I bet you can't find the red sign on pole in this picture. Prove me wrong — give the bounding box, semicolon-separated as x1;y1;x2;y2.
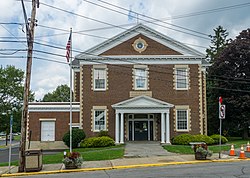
219;96;222;104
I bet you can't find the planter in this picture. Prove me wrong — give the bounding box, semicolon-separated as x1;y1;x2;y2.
195;152;207;160
64;162;78;169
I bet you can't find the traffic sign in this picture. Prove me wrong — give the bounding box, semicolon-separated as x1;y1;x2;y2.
219;96;222;104
219;105;226;119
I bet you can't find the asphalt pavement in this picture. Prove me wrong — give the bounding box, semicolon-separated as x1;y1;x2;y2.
0;142;250;177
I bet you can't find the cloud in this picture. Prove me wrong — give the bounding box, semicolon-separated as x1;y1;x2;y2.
1;0;249;100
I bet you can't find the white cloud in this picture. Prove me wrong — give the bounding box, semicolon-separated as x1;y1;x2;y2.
1;0;249;99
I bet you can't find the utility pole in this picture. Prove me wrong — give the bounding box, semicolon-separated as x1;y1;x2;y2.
19;0;38;172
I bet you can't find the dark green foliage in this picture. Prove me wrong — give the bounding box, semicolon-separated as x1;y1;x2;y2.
171;134;194;145
63;129;86;148
210;134;228;144
80;136;115;148
0;65;34;134
192;135;214;145
172;134;215;145
206;26;231;135
42;84;71;102
97;130;110;137
206;25;231;63
207;28;250;138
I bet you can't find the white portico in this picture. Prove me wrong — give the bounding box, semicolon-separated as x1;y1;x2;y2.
112;95;174;144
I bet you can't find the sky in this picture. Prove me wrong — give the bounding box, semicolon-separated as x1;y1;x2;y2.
0;0;250;100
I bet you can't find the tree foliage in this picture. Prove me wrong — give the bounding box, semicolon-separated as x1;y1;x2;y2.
42;84;70;102
207;28;250;138
206;26;231;63
206;26;230;135
0;65;34;133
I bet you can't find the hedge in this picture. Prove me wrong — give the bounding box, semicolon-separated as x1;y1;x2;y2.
80;136;115;148
171;134;215;145
210;134;228;144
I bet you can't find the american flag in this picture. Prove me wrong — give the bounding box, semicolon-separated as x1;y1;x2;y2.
66;32;72;62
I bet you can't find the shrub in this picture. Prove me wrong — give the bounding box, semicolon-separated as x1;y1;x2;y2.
171;134;194;145
80;136;115;148
97;130;110;137
171;134;215;145
210;134;228;144
192;134;214;145
63;129;86;148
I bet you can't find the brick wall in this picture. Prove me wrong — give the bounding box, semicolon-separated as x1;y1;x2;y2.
81;64;201;139
28;112;80;141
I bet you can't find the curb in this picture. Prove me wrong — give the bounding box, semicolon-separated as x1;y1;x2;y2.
1;158;250;177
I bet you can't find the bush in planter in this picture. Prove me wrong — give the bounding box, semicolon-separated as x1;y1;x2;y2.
195;146;213;160
210;134;228;144
171;134;193;145
62;152;83;169
80;136;115;148
63;129;86;148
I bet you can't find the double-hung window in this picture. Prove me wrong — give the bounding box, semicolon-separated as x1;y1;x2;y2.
176;68;188;90
94;110;106;131
176;110;188;131
135;68;147;90
94;68;106;90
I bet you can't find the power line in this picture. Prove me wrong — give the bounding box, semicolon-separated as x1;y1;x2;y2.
39;1;210;40
86;0;209;37
0;49;26;55
31;38;250;84
36;23;208;49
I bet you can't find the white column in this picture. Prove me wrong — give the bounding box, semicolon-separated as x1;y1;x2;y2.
132;120;134;141
115;113;120;144
166;111;170;144
120;113;124;144
161;112;165;144
148;120;150;141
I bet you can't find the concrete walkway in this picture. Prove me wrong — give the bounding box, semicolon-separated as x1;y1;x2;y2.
124;141;175;158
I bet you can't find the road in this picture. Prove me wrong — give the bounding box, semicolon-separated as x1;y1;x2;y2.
16;161;250;178
0;146;19;163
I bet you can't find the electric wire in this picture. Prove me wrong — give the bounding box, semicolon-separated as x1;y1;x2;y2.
39;1;210;40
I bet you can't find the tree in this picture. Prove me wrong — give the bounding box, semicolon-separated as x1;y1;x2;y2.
206;26;231;135
207;29;250;138
42;84;70;102
0;65;34;144
206;26;231;63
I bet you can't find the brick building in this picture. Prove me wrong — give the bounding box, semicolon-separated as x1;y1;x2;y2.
28;24;209;149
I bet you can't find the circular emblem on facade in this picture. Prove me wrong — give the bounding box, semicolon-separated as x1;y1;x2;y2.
132;37;148;53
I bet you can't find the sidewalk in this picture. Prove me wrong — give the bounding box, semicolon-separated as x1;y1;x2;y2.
0;153;249;177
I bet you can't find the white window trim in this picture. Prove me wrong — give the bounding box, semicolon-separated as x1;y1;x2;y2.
40;120;55;142
93;109;107;132
133;65;148;90
93;68;107;91
174;65;189;90
176;109;189;132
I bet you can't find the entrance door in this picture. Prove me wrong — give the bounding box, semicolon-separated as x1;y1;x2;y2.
134;121;148;141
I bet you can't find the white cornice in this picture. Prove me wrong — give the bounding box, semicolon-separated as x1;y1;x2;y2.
79;57;203;65
28;103;80;112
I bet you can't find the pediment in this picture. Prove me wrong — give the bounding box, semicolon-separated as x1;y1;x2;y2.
76;23;205;59
112;95;174;109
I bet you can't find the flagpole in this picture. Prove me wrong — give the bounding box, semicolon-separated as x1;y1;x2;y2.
69;28;73;153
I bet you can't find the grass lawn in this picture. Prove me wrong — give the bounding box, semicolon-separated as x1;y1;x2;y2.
163;139;250;154
42;145;124;165
0;145;124;167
